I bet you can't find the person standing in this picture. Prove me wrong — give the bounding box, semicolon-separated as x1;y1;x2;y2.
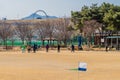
106;44;108;52
33;43;37;53
21;44;26;53
71;44;75;52
46;44;49;52
27;45;31;53
57;44;60;52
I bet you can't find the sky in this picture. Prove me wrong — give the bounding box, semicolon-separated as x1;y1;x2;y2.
0;0;120;20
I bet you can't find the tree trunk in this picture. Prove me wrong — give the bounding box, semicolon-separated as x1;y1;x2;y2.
4;40;7;50
12;40;14;47
42;40;45;47
22;40;24;45
63;39;67;47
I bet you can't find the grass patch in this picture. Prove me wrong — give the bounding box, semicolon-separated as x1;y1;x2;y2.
69;68;78;71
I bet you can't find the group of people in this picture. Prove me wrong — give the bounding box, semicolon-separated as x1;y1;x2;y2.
45;44;75;53
21;43;38;53
21;43;75;53
45;44;61;52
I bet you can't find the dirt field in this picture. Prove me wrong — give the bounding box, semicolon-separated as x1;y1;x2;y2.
0;50;120;80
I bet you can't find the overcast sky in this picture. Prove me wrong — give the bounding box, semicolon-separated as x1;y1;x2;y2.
0;0;120;20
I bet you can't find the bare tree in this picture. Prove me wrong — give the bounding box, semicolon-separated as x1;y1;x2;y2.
54;18;73;46
45;19;55;46
0;22;13;49
14;22;34;45
35;20;55;46
8;25;16;47
83;20;102;48
35;19;72;47
25;23;35;45
35;21;48;46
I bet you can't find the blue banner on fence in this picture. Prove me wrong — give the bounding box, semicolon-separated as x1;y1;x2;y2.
78;36;82;47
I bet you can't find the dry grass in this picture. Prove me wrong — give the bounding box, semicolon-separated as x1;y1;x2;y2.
0;50;120;80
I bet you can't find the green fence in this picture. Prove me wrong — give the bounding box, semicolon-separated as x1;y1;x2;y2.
0;40;58;46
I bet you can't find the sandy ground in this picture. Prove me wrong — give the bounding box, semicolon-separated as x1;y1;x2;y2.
0;50;120;80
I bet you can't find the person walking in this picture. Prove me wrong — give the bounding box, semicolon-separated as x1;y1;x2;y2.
57;44;60;52
33;43;37;53
105;44;109;52
21;44;26;53
46;44;49;52
71;44;75;52
27;45;31;53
